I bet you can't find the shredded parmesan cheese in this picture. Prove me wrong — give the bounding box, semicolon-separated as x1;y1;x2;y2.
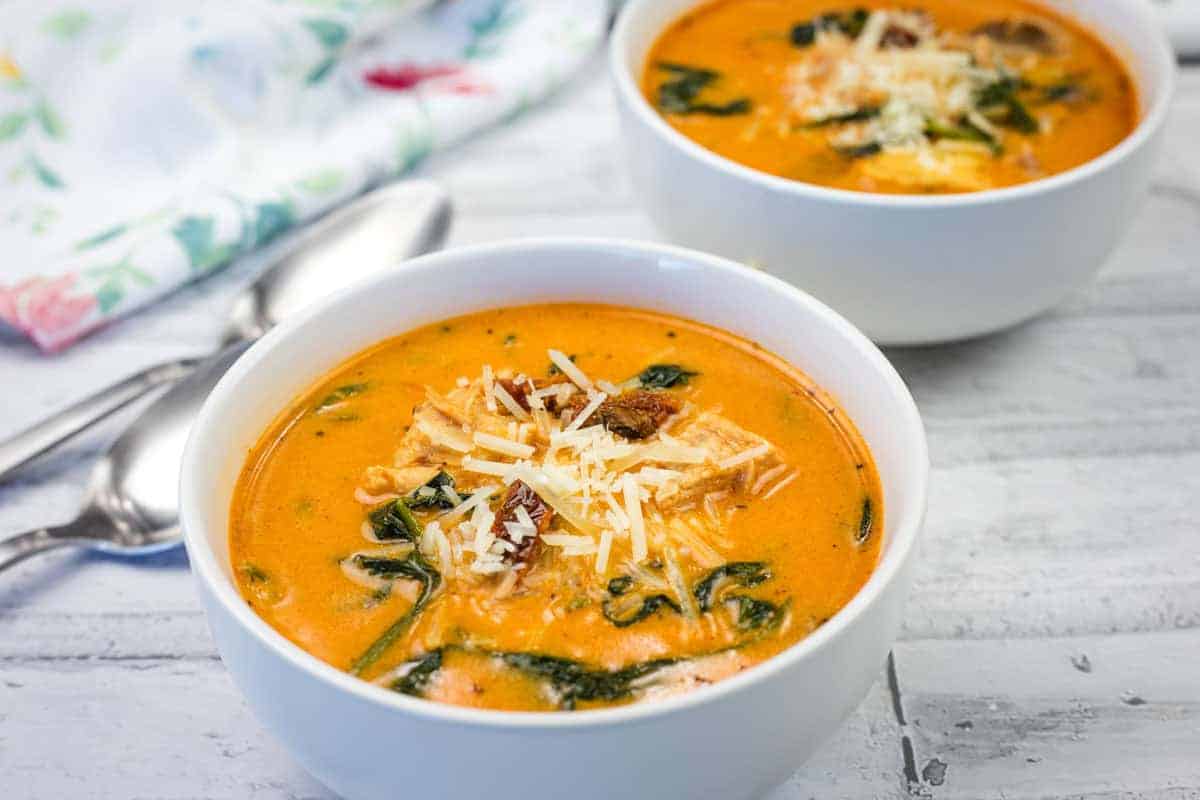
548;349;593;391
623;473;647;562
492;382;531;421
717;443;771;471
472;431;536;459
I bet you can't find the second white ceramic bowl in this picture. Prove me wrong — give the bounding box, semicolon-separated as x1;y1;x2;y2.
611;0;1177;344
181;240;928;800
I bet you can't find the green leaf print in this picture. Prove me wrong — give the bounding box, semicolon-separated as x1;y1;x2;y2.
172;216;236;273
465;0;520;59
28;154;63;188
303;19;349;50
42;9;92;39
94;279;123;313
305;56;337;85
34;102;64;139
302;19;349;84
252;201;294;246
75;223;129;251
0;112;28;140
296;168;344;194
396;125;433;173
85;258;154;313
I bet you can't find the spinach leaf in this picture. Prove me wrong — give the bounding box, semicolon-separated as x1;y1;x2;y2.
727;595;786;632
791;8;869;47
368;499;422;542
316;382;367;411
496;651;676;710
637;364;698;389
802;106;881;128
790;21;818;47
855;497;873;546
349;551;441;675
655;62;751;117
240;563;270;584
684;99;752;116
925;118;1001;154
606;576;634;596
1035;77;1091;105
976;79;1039;134
694;562;771;612
602;593;682;628
830;8;870;38
388;649;444;697
404;470;457;510
833;141;883;159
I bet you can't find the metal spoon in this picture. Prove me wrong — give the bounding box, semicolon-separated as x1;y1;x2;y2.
0;180;452;483
0;181;452;572
0;343;250;570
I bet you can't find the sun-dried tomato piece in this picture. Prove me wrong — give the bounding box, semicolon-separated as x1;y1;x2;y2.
565;390;680;440
491;480;553;567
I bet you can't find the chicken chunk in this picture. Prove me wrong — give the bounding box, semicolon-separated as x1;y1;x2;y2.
655;411;783;510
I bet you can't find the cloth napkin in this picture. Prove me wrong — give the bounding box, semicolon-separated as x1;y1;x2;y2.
0;0;607;352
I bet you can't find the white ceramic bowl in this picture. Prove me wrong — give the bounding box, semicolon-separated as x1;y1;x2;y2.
181;240;928;800
611;0;1177;344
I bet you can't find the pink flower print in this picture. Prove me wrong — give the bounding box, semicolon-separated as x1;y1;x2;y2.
0;273;98;352
363;63;493;95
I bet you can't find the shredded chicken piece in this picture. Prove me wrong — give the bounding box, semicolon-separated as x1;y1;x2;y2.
656;412;782;510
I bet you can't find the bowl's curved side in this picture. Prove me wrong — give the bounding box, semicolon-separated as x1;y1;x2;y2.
180;240;929;800
609;0;1177;344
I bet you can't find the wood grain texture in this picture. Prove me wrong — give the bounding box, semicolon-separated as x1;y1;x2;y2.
0;57;1197;799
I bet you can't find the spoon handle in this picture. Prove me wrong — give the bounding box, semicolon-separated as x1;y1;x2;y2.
0;523;90;573
0;359;198;484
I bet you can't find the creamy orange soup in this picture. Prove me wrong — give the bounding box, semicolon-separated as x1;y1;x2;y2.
643;0;1137;193
230;305;881;711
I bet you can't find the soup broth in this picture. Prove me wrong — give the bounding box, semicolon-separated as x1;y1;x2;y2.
230;305;882;711
643;0;1137;194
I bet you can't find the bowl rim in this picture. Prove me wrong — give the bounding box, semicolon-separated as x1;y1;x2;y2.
609;0;1177;209
181;237;930;730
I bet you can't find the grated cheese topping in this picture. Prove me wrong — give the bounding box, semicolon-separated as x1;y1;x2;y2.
358;348;795;586
786;9;1050;189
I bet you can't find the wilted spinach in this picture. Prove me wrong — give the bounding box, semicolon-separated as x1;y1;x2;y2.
368;499;422;542
388;649;444;697
976;78;1039;133
316;382;367;412
855;497;873;546
607;576;635;596
791;7;869;47
727;595;787;632
637;364;698;389
694;562;772;612
349;551;441;675
404;470;457;510
602;592;682;628
925;118;1001;154
833;141;883;159
802;106;881;128
496;651;677;710
655;63;751;117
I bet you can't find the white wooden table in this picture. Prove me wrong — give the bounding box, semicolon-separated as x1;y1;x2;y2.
1;55;1198;799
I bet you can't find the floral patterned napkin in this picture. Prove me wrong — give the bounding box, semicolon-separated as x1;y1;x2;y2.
0;0;606;351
